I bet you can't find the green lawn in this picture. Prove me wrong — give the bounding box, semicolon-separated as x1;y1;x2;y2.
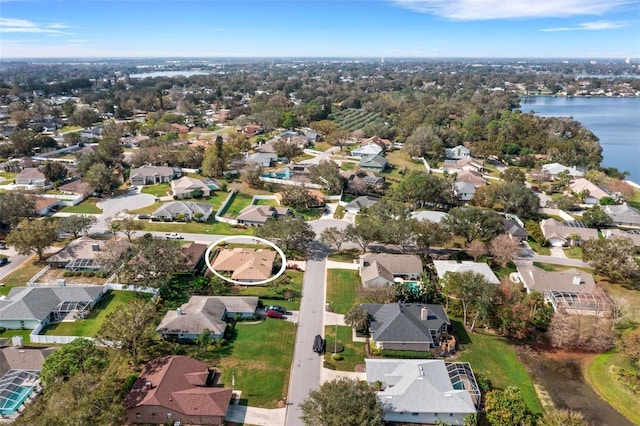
311;142;331;152
234;270;304;310
60;198;102;214
327;249;360;262
40;291;149;337
0;256;41;296
254;198;279;206
627;188;640;210
59;125;83;133
324;325;366;371
141;183;171;197
143;220;255;235
218;319;296;408
453;319;543;415
586;352;640;425
340;161;357;171
220;192;254;217
326;269;360;314
563;246;583;259
129;201;165;215
528;240;551;256
292;208;324;221
0;329;33;343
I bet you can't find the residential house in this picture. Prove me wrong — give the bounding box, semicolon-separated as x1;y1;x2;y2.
442;157;484;174
0;286;106;330
241;123;266;136
129;165;181;186
341;170;385;195
432;260;500;285
365;359;479;425
80;126;104;141
304;129;319;144
236;205;290;226
170;123;189;134
170;176;211;199
211;248;276;282
515;263;608;314
410;210;449;223
601;204;640;226
34;196;60;216
245;152;277;167
261;164;312;184
455;170;487;188
58;178;94;197
358;154;388;172
362;303;451;351
454;181;476;202
351;142;383;158
15;168;46;186
541;162;585;179
180;242;208;274
156;296;259;341
152;201;213;222
604;229;640;247
345;195;379;214
540;218;599;246
569;178;609;204
445;145;471;160
47;236;108;271
124;355;232;425
359;253;423;288
504;219;529;242
362;135;393;152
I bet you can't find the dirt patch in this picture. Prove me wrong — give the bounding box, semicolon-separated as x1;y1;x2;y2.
517;347;633;426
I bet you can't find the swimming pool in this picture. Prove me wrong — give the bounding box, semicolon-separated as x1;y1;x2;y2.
0;384;34;415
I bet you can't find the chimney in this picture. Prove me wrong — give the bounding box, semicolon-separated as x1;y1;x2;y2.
176;308;183;316
91;243;100;252
420;307;429;321
12;336;23;348
573;274;582;285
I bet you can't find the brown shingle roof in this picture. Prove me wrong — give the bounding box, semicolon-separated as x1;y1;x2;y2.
212;248;276;281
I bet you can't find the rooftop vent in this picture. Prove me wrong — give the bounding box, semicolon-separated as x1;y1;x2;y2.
91;243;100;252
573;274;582;285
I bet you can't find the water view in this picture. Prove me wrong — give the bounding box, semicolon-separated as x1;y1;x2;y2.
521;97;640;180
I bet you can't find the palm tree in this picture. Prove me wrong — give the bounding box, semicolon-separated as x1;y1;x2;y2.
344;305;370;333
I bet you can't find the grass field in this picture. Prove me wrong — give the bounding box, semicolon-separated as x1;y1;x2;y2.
234;270;304;310
327;249;360;262
0;256;41;296
254;198;279;206
563;246;583;259
326;269;360;314
586;352;640;425
220;192;254;217
142;220;255;235
140;183;171;197
324;325;366;371
627;188;640;210
60;198;102;214
453;319;543;415
528;240;551;256
41;291;149;337
218;319;295;408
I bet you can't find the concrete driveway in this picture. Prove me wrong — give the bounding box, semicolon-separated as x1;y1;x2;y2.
94;191;156;230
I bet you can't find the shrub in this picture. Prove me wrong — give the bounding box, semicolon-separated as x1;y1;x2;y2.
323;361;336;370
380;349;434;359
331;354;344;361
124;374;139;393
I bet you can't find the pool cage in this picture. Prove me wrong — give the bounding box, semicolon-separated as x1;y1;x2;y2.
50;300;92;321
446;362;481;408
548;291;613;316
0;370;39;416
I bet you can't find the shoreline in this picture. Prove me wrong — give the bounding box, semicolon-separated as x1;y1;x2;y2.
625;180;640;189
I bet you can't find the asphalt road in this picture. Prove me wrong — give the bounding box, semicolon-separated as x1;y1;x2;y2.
0;251;31;283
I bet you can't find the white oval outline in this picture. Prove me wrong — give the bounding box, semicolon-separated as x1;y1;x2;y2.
204;236;287;286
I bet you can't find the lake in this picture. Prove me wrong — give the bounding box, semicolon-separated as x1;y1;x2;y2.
520;97;640;180
129;70;211;78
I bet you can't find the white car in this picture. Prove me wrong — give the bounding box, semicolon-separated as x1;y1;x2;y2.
165;233;184;240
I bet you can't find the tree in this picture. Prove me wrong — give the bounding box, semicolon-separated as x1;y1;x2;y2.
279;185;318;209
440;270;493;327
308;160;344;194
69;107;99;128
0;192;37;232
480;182;540;219
257;216;315;251
43;161;68;185
484;387;537;426
501;167;526;184
344;305;370;332
394;171;456;210
40;338;107;388
618;327;640;367
345;223;377;253
357;285;397;304
414;220;450;257
582;205;612;229
443;207;504;243
320;226;349;252
96;239;132;282
56;214;97;238
120;234;185;288
113;217;144;241
96;298;158;363
582;237;639;283
466;240;487;261
241;162;264;188
299;377;385;426
6;219;58;261
273;138;303;162
547;309;615;352
202;135;229;177
489;234;522;267
540;409;588;426
85;162;119;194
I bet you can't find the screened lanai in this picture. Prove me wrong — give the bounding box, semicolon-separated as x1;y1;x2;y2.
0;369;39;416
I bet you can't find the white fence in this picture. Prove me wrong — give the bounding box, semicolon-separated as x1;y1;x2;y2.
259;176;322;188
538;208;575;221
28;265;51;286
215;189;239;225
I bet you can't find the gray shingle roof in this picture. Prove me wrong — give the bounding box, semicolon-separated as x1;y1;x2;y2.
363;303;449;345
152;201;212;218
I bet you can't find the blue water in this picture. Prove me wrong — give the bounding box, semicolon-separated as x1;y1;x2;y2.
520;97;640;180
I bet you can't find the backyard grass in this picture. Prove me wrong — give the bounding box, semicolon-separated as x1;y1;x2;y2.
218;319;295;408
324;325;366;371
142;220;255;235
586;352;640;425
384;150;428;171
563;246;583;259
340;161;357;171
0;256;41;296
254;198;279;206
40;290;150;337
60;197;102;214
141;183;171;197
220;192;254;217
453;319;543;415
326;269;360;314
604;282;640;328
292;208;324;221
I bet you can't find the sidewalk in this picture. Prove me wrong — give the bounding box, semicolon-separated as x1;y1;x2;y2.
325;260;359;270
226;405;286;426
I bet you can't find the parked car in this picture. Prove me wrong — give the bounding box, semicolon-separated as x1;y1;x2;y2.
264;305;286;315
0;258;8;266
313;334;325;354
137;214;151;220
265;309;284;319
165;233;184;239
0;241;6;249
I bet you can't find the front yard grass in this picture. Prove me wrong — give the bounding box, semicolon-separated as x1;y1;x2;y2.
60;197;102;214
586;352;640;425
326;269;360;314
453;319;543;415
327;249;360;262
141;183;171;197
563;246;583;259
323;325;366;371
218;319;295;408
40;290;150;337
528;239;551;256
0;256;41;296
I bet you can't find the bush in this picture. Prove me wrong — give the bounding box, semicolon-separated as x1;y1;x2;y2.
323;360;336;370
331;353;344;361
380;349;434;359
124;374;139;393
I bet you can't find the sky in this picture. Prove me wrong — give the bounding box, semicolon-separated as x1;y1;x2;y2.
0;0;639;59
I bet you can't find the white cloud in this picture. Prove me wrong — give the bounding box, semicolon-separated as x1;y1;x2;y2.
540;20;629;31
0;17;71;34
391;0;631;20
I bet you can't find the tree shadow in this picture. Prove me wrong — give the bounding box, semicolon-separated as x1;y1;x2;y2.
450;319;472;345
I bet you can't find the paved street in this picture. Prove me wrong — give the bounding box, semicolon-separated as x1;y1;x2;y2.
93;190;156;230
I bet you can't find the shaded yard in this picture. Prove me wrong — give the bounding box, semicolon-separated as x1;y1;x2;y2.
326;269;360;314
